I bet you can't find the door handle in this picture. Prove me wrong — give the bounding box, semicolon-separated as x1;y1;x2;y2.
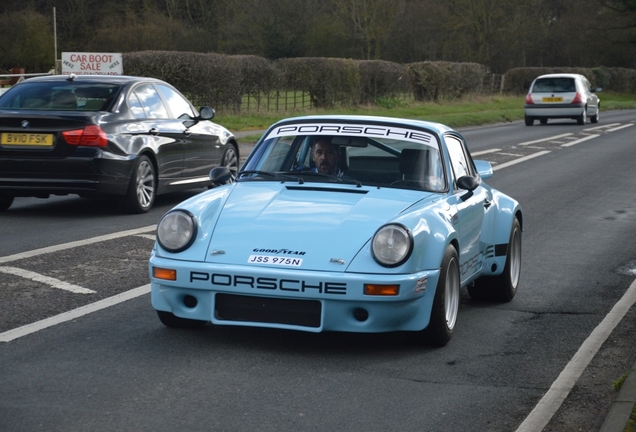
484;200;492;209
149;128;159;135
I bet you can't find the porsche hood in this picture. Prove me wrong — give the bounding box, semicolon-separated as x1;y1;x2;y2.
200;182;429;271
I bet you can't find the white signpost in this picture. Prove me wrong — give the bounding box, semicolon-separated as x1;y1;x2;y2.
61;52;123;75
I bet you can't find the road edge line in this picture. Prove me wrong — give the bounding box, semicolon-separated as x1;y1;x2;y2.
515;278;636;432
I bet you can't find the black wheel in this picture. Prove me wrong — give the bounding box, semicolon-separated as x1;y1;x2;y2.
524;115;534;126
0;195;14;211
577;107;587;125
539;118;548;125
221;144;239;183
157;310;207;328
410;245;460;346
468;217;522;302
590;107;600;123
122;155;156;213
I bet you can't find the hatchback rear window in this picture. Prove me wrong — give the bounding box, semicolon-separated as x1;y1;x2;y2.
532;78;576;93
0;82;121;111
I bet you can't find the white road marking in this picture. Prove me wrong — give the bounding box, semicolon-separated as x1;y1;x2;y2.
0;225;156;264
606;123;634;132
0;266;95;294
584;123;620;131
493;151;551;171
519;133;573;146
515;278;636;432
0;284;151;343
136;234;157;241
472;148;501;156
561;134;599;147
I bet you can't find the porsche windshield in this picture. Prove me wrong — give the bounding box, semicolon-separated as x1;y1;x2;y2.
239;123;447;192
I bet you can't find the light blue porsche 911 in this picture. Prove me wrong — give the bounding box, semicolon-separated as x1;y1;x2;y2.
149;115;522;346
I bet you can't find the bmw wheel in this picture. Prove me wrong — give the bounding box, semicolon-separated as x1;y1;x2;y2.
222;144;239;183
157;311;207;328
123;155;156;213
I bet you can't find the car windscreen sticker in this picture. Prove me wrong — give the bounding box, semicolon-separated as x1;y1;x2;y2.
266;123;434;146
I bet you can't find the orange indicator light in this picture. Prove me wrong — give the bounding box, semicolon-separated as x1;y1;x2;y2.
364;284;399;296
153;267;177;281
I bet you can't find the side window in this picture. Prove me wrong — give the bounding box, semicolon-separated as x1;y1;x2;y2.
445;135;472;183
132;84;169;119
127;93;146;119
156;84;195;119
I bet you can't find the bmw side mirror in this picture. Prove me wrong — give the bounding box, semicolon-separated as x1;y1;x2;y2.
198;107;215;120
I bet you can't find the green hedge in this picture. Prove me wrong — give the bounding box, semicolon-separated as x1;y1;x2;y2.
123;51;636;113
408;61;488;102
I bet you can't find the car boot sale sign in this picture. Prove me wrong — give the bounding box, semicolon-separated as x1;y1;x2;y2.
61;53;123;75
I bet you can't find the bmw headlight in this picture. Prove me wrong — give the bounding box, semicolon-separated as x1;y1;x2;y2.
371;224;413;267
157;210;197;253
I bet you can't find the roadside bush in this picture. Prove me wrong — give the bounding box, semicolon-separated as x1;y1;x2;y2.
275;57;359;108
355;60;410;104
408;61;488;102
606;68;636;93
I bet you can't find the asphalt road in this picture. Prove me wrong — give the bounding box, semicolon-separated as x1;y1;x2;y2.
1;111;635;432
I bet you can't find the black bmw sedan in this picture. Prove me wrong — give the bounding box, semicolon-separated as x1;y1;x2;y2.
0;74;239;213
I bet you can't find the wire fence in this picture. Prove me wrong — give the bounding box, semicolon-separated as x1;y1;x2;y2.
219;74;504;115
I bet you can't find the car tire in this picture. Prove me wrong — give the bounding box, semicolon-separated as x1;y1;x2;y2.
591;107;600;123
540;118;548;125
524;115;534;126
468;217;522;302
122;155;156;214
157;310;207;328
414;245;460;346
0;195;14;211
221;144;239;183
577;107;587;125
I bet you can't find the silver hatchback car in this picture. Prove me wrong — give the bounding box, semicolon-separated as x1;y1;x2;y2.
524;73;601;126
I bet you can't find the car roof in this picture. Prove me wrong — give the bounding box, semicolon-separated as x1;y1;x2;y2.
535;73;582;80
270;114;455;135
20;74;165;85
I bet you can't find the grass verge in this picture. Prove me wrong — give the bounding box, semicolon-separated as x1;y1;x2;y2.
216;92;636;133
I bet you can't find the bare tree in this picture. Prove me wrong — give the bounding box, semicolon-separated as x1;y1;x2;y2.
331;0;406;59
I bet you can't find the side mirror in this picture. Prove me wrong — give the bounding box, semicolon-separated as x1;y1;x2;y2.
474;160;493;179
456;175;480;201
457;175;480;192
198;106;215;120
210;166;233;185
183;107;215;129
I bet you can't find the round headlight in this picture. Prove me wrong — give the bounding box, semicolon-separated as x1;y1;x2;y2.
157;210;197;252
371;224;413;267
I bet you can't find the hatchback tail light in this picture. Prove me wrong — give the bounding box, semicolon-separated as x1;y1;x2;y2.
525;94;534;104
571;93;583;104
62;125;108;147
